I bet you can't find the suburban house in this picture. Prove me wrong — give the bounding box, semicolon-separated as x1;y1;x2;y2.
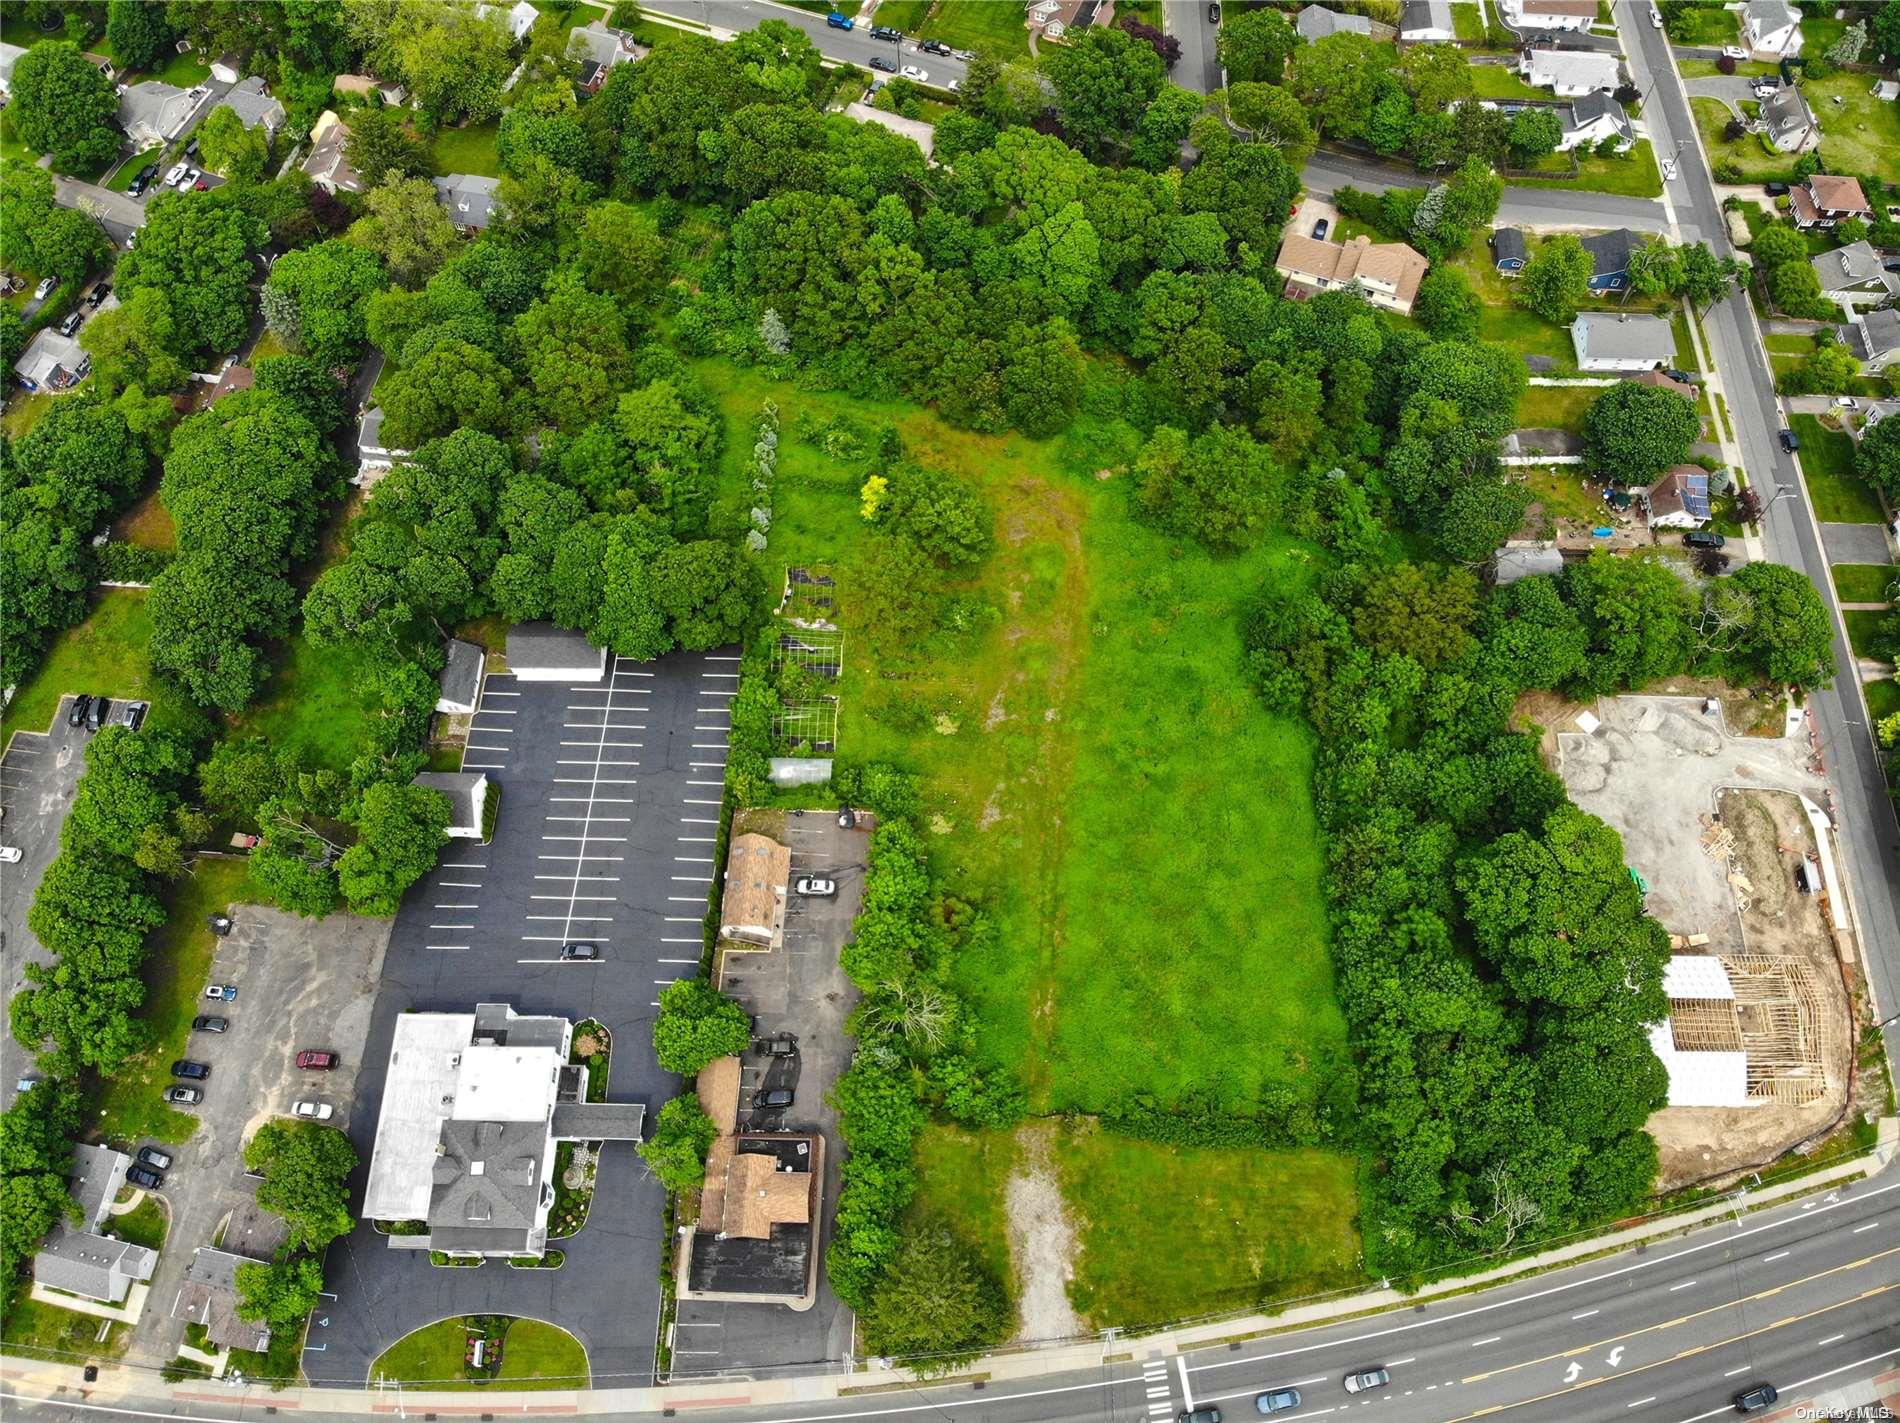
0;41;27;95
215;74;286;135
1580;227;1643;292
81;50;116;81
1520;47;1621;98
1295;5;1372;40
303;112;364;195
1570;311;1676;372
1560;92;1635;152
209;50;245;82
1841;307;1900;375
1496;0;1598;31
355;405;411;483
116;79;201;148
31;1146;158;1307
476;0;539;41
1274;231;1430;316
361;1004;645;1257
434;172;502;233
377;78;410;106
1648;957;1756;1109
1810;240;1900;313
568;20;642;90
1789;174;1872;230
13;328;89;393
1399;0;1456;41
1490;227;1529;275
505;621;607;681
412;771;489;840
681;1055;823;1309
436;638;486;715
172;1249;272;1352
1760;84;1820;153
1741;0;1802;57
1026;0;1103;42
719;833;793;949
1642;466;1713;531
1626;367;1699;400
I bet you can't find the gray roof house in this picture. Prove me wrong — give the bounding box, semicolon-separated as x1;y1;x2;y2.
1561;91;1634;152
1493;543;1566;585
1742;0;1803;56
505;621;607;681
216;75;286;134
356;404;410;482
436;638;486;715
1296;5;1372;40
1841;308;1900;376
1810;240;1900;312
1399;0;1455;40
1491;227;1528;274
1761;84;1820;153
171;1248;271;1352
1570;312;1676;372
31;1145;158;1305
434;172;502;233
117;79;201;148
1521;47;1621;97
1580;227;1643;291
0;41;27;95
411;771;489;839
13;328;89;393
302;112;363;195
568;20;641;89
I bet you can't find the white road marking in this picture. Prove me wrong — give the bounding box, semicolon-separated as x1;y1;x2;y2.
1852;1221;1879;1233
668;895;707;903
1761;1252;1789;1263
1816;1333;1845;1345
437;881;484;888
428;923;474;930
1723;1366;1751;1378
427;945;470;952
1177;1356;1194;1411
522;934;611;943
526;914;612;922
1668;1279;1697;1291
1385;1358;1417;1367
1627;1398;1656;1409
1571;1310;1599;1320
1471;1336;1500;1347
461;763;505;770
435;903;478;910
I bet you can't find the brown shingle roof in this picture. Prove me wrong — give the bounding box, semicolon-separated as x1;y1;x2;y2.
696;1055;741;1136
1525;0;1599;14
1805;174;1870;215
718;834;790;945
1275;232;1429;307
723;1151;811;1239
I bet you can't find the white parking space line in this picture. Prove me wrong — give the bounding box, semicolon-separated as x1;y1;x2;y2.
538;854;627;862
442;862;487;869
481;690;520;697
684;798;723;805
466;744;511;753
527;914;613;922
701;672;739;678
658;957;699;964
661;937;701;943
462;763;506;770
679;836;717;843
438;881;484;888
428;944;471;951
429;923;475;930
535;873;621;882
435;903;479;910
523;934;612;943
547;815;632;823
675;856;714;863
671;875;713;882
532;894;617;902
665;915;700;922
668;895;707;903
681;817;720;824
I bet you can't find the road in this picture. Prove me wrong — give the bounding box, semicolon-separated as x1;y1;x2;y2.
1164;0;1222;95
1614;0;1900;1065
9;1160;1899;1421
51;175;148;248
639;0;970;87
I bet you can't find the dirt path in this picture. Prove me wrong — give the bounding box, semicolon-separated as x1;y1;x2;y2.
1003;1123;1083;1343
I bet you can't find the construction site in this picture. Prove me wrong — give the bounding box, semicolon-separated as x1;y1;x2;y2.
1552;695;1866;1189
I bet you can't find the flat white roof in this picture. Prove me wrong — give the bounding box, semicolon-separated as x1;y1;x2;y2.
1663;954;1735;1001
1648;1023;1752;1108
455;1044;563;1123
362;1012;474;1222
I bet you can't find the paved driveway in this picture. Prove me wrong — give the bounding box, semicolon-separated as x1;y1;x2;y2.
312;646;739;1389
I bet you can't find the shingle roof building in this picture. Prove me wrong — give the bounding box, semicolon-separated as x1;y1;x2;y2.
1296;5;1372;40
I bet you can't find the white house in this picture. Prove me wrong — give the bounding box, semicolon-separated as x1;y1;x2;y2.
1811;240;1900;314
1570;312;1677;372
1295;5;1372;40
1741;0;1802;57
1841;308;1900;376
117;79;202;149
1642;466;1713;531
436;639;486;716
1496;0;1598;31
1559;92;1635;152
477;0;539;42
1761;83;1821;154
413;772;489;839
210;50;244;83
1520;48;1621;98
215;75;285;136
1399;0;1456;41
0;41;28;95
505;621;607;682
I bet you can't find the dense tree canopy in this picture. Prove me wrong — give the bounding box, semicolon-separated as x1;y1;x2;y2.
8;42;119;172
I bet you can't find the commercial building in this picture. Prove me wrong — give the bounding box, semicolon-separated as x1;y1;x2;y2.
719;833;792;949
31;1146;157;1306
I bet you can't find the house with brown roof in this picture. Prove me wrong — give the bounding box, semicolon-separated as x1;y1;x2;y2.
1625;368;1698;401
1642;466;1712;531
209;364;253;406
719;834;791;948
1274;231;1430;316
1026;0;1107;42
1789;175;1872;230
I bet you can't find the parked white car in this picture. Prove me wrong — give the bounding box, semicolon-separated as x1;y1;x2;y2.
163;162;188;187
1649;6;1662;26
900;65;928;82
1722;44;1748;59
293;1100;334;1120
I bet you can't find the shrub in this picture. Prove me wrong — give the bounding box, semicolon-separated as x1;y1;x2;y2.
651;978;750;1075
94;542;175;585
1716;54;1737;74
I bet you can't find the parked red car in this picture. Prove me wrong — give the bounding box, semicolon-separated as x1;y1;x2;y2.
296;1050;339;1070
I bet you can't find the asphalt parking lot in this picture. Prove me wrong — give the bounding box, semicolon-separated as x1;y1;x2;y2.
1;698;98;1106
125;906;390;1367
668;810;869;1382
313;645;738;1389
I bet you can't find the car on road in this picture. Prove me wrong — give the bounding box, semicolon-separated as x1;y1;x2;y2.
1649;4;1661;25
1779;427;1800;451
794;876;837;897
920;38;950;55
753;1087;795;1108
163;1085;202;1105
1733;1383;1779;1413
68;695;93;728
1722;44;1748;59
559;942;599;960
56;310;84;337
33;276;59;301
1343;1368;1390;1393
126;1164;164;1189
86;697;110;732
294;1100;334;1120
900;64;928;81
1178;1410;1221;1423
192;1015;228;1034
136;1146;173;1170
171;1060;210;1080
1254;1389;1300;1415
128;166;158;196
825;10;853;28
871;24;901;41
869;55;897;72
947;78;961;91
1312;217;1330;240
204;984;237;1001
757;1035;798;1056
0;847;21;864
1208;1;1221;20
296;1050;339;1070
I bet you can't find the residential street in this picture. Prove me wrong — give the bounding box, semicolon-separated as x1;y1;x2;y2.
50;175;148;248
639;0;970;86
1298;149;1670;232
1614;0;1900;1064
1163;0;1222;95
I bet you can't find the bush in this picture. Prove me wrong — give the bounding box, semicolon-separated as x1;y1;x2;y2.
95;542;175;585
651;978;750;1075
1716;54;1737;74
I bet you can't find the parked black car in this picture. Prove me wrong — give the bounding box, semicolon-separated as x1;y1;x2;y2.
126;1164;164;1190
754;1087;794;1108
1683;531;1726;549
920;38;950;54
192;1015;229;1034
870;24;901;40
171;1060;211;1080
1733;1383;1779;1414
1779;427;1800;452
869;54;897;72
86;697;111;731
559;942;599;960
86;283;111;309
128;166;158;196
67;695;93;728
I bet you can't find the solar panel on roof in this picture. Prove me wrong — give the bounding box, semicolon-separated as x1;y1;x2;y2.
1682;472;1711;521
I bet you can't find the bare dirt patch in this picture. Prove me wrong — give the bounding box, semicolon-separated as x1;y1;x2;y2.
1003;1123;1082;1344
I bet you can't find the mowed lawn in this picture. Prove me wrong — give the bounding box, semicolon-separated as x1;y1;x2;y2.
1792;414;1884;524
373;1317;587;1388
0;589;158;739
915;1;1029;58
909;1124;1020;1291
1056;1125;1362;1326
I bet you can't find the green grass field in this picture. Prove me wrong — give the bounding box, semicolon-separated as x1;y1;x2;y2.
1832;564;1896;605
1666;5;1737;46
1808;72;1900;180
1055;1125;1361;1326
909;1125;1021;1291
1468;65;1544;101
106;147;164;192
95;858;259;1146
1;1283;129;1365
1691;97;1797;183
0;590;157;740
1845;609;1889;659
914;1;1029;58
147;50;211;87
234;633;382;774
1792;414;1884;524
373;1317;587;1388
432;120;502;178
1865;679;1900;721
107;1195;170;1251
1514;140;1664;200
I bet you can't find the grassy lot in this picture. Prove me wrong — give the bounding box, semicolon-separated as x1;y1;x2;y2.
234;633;382;774
1667;6;1737;46
373;1317;587;1388
1521;466;1608;529
0;590;157;740
1452;1;1485;42
1514;140;1664;199
1808;71;1900;179
108;1195;170;1251
1515;384;1602;433
110;488;177;551
106;147;164;192
1468;64;1543;101
2;390;56;439
908;1125;1021;1290
1833;564;1897;604
0;1284;128;1365
1678;57;1776;79
95;858;259;1147
915;1;1029;58
148;50;211;87
432;120;502;178
1670;309;1700;373
1792;413;1885;524
1865;679;1900;721
1055;1125;1362;1327
1445;243;1575;368
1845;609;1889;659
869;0;930;26
1691;97;1797;183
